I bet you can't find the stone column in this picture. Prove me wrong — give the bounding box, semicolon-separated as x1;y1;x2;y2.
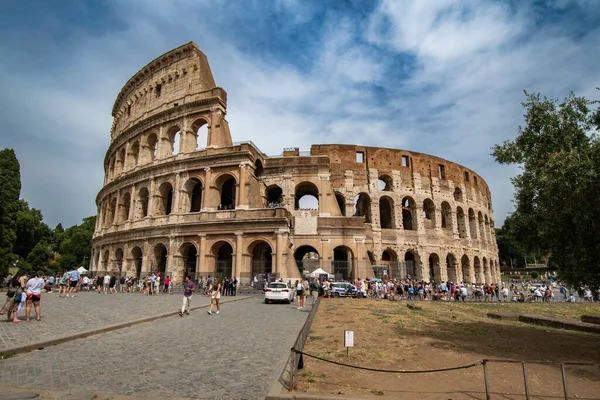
148;178;156;217
198;234;207;277
202;167;211;211
128;185;136;221
275;231;283;275
238;163;248;209
172;173;181;214
234;232;243;279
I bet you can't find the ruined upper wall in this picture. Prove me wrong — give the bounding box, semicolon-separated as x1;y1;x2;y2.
110;42;224;140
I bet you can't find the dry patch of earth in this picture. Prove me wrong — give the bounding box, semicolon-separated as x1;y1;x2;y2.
295;299;600;399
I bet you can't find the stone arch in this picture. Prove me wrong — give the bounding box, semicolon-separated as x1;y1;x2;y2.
428;253;441;283
446;253;457;283
401;196;416;230
295;181;319;210
333;246;354;281
109;157;116;179
153;243;168;277
441;201;452;229
404;250;420;279
118;191;131;223
335;192;346;216
422;199;436;229
457;207;467;238
468;208;478;239
146;132;158;162
211;241;233;280
191;117;209;151
136;187;150;219
294;245;320;276
115;248;124;275
180;242;198;279
484;214;490;242
157;182;174;216
131;246;143;278
454;187;463;202
379;196;395;229
461;255;471;284
266;185;283;207
382;248;399;279
474;256;482;283
378;175;393;191
117;148;126;175
215;173;237;210
102;249;110;272
183;178;203;213
166;125;182;156
109;197;117;225
249;240;273;281
129;141;140;167
353;193;372;223
254;160;264;179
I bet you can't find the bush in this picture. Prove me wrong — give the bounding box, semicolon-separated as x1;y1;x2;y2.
530;271;539;279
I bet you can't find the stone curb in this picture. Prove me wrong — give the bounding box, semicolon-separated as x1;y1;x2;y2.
0;296;253;357
581;314;600;325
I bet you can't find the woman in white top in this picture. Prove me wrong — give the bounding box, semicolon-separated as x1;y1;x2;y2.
25;271;45;322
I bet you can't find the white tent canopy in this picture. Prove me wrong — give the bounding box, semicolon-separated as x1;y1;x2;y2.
77;266;88;275
309;268;334;279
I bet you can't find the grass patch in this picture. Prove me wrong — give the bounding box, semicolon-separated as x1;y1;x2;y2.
309;335;324;341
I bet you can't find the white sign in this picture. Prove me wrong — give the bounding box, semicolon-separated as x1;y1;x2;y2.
344;330;354;347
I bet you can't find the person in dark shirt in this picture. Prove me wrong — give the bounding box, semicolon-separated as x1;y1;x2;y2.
109;274;117;294
179;276;195;316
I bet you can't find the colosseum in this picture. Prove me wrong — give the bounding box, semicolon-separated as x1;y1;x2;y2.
90;42;501;286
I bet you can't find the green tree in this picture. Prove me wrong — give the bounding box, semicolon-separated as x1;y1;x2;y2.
492;91;600;291
0;149;21;280
58;216;96;269
26;241;52;270
13;200;52;260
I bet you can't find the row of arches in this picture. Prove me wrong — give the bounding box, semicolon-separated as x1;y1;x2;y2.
105;119;209;183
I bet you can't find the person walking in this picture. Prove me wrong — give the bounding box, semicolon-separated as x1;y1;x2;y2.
164;276;171;294
179;276;195;316
1;269;27;322
309;277;320;306
103;273;110;294
207;278;221;315
67;267;80;298
58;268;69;298
154;273;161;295
25;271;44;322
109;273;117;294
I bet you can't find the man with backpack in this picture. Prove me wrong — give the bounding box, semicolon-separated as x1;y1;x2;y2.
309;277;320;305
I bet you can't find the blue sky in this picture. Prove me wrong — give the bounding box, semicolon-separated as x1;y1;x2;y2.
1;0;599;228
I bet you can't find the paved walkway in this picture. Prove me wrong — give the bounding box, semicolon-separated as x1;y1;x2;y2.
0;292;309;399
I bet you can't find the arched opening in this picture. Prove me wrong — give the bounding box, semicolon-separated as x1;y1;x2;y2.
484;215;490;243
109;197;117;225
404;251;416;279
130;141;140;167
216;174;236;210
461;255;470;284
422;199;436;229
119;192;131;223
457;207;467;238
294;245;320;276
468;208;478;239
136;187;150;219
446;254;457;283
266;185;283;208
181;243;197;279
478;211;485;243
441;201;452;229
333;246;353;281
146;133;158;161
254;160;264;179
295;182;319;210
454;187;463;202
353;193;372;223
429;253;440;283
213;242;233;280
102;250;109;272
109;157;115;179
115;248;124;275
131;246;143;278
402;197;416;230
153;243;168;278
117;148;126;174
335;192;346;216
171;131;181;156
483;257;489;284
379;196;395;229
250;241;273;285
157;182;174;216
382;249;399;279
192;118;208;151
474;256;482;283
184;178;203;213
378;175;393;191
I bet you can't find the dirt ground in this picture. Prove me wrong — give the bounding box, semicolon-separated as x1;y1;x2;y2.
295;299;600;399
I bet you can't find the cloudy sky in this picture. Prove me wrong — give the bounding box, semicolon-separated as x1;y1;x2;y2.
1;0;599;229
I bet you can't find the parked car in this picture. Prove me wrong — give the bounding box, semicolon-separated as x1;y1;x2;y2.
264;282;294;304
529;283;547;293
331;282;366;298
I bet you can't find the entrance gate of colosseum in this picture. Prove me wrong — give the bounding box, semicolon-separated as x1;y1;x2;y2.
294;246;320;277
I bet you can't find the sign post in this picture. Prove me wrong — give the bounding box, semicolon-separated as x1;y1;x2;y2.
344;330;354;357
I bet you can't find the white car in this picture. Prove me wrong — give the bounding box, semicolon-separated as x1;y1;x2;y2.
264;282;294;304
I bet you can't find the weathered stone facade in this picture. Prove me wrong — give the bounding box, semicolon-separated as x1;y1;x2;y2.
91;42;501;285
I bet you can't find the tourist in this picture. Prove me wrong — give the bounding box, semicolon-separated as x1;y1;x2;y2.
309;277;320;305
154;272;161;295
501;286;509;302
164;275;171;294
25;271;44;322
109;273;117;294
295;280;304;309
149;273;156;296
460;285;468;301
82;275;89;291
208;278;221;315
231;276;238;296
67;267;80;298
1;269;27;322
583;288;593;302
58;268;69;297
103;272;110;294
179;276;195;316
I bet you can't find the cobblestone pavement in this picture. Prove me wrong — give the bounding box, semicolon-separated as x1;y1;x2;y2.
0;290;259;352
0;295;309;399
